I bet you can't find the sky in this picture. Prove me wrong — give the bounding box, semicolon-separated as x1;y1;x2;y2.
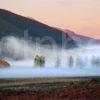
0;0;100;39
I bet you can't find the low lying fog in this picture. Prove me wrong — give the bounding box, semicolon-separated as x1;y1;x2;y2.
0;36;100;68
0;36;100;78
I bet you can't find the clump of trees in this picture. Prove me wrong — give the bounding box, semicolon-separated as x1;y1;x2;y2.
0;59;10;68
76;56;83;66
68;56;74;67
91;56;100;66
34;55;45;66
55;57;61;68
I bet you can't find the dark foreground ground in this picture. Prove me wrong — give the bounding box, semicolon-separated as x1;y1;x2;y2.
0;78;100;100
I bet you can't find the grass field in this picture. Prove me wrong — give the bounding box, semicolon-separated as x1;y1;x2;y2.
0;77;99;91
0;77;100;100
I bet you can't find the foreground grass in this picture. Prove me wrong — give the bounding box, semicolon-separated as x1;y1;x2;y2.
0;77;100;92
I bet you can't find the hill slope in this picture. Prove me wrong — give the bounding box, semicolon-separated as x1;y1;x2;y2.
65;30;100;46
0;9;76;48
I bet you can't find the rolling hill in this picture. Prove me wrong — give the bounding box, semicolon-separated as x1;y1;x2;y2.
0;9;77;48
65;30;100;46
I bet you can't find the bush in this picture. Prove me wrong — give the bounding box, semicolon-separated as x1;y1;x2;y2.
92;56;100;66
0;59;10;67
76;56;82;66
34;55;45;66
68;56;74;67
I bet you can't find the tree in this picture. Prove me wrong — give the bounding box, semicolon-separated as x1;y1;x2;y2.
34;55;45;67
68;56;74;68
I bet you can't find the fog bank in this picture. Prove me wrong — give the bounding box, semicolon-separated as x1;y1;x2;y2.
0;36;100;68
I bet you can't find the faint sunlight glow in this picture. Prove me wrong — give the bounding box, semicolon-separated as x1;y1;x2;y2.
0;0;100;38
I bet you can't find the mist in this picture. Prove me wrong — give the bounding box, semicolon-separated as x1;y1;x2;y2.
0;36;100;69
0;36;100;78
0;36;36;59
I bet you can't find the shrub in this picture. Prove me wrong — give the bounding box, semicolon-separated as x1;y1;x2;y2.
68;56;74;67
0;59;10;67
92;56;100;66
34;55;45;66
76;56;82;66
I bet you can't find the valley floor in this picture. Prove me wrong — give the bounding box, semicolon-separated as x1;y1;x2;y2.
0;78;100;100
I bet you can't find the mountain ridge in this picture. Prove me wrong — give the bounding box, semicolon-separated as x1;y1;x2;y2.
64;29;100;45
0;9;77;48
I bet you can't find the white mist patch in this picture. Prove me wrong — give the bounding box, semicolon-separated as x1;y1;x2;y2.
0;68;100;78
0;36;100;69
0;36;36;59
0;36;58;61
0;36;100;78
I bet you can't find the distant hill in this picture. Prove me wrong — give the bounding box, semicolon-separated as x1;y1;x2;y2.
0;9;77;48
64;30;100;46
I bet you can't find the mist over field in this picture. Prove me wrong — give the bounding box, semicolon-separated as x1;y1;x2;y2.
0;36;100;78
0;36;100;69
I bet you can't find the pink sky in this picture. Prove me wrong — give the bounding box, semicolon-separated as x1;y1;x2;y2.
0;0;100;39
